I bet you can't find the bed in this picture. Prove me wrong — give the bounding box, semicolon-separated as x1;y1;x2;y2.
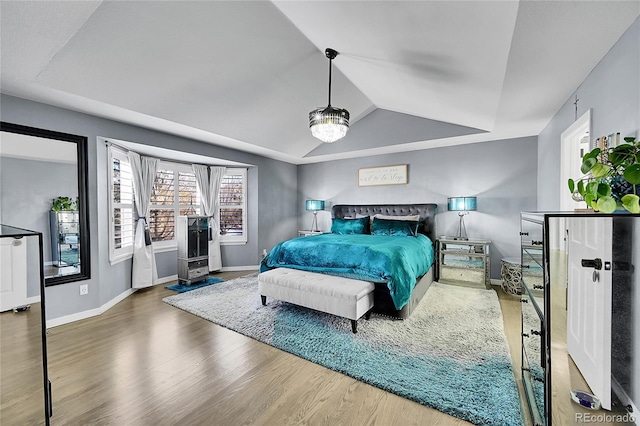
260;203;438;318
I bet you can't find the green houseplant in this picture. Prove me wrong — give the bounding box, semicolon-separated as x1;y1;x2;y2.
51;196;78;211
568;136;640;214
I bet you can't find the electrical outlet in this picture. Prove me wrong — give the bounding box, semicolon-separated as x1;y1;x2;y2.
79;284;89;295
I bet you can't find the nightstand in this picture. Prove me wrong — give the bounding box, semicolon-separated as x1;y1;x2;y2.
436;237;491;289
298;230;324;237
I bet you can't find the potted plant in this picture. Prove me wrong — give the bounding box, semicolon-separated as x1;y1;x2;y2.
568;137;640;213
51;196;78;211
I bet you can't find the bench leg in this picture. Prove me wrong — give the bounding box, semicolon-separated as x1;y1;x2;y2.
365;310;372;320
261;295;266;306
351;319;358;333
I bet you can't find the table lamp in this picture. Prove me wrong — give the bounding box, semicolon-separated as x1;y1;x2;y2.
305;200;325;232
447;196;477;240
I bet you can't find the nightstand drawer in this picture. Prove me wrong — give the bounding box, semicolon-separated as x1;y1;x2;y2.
440;265;486;285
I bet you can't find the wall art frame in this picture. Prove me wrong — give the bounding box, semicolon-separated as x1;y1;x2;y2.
358;164;408;187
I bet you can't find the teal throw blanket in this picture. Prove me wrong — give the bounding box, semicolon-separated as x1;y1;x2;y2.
260;234;435;310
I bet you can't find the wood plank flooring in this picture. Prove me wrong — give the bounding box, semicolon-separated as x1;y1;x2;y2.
2;272;472;425
1;268;625;425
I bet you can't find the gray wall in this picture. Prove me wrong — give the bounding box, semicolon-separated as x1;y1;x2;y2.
1;94;297;321
538;17;639;411
538;16;639;210
0;157;77;263
0;157;77;296
298;136;539;279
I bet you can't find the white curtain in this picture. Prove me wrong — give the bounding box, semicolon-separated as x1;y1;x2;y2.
193;165;226;271
128;152;159;289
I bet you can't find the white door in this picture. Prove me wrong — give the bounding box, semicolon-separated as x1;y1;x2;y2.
566;217;612;410
560;109;591;211
0;237;28;312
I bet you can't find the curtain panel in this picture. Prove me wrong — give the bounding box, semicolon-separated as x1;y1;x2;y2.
193;165;226;271
128;152;159;288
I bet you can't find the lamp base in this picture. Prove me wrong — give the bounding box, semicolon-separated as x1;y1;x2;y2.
455;212;469;240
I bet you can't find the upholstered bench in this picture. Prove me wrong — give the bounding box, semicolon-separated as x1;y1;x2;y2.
258;268;375;333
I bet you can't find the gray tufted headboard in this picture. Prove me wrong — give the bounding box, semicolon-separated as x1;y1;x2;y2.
332;203;438;244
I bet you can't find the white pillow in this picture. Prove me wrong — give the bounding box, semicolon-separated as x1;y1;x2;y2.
373;213;421;221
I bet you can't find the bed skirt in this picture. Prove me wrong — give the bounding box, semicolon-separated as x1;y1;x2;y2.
373;267;434;319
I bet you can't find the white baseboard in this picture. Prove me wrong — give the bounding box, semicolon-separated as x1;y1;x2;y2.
219;265;259;272
26;295;41;305
155;274;177;285
612;376;639;425
46;288;135;329
46;267;258;329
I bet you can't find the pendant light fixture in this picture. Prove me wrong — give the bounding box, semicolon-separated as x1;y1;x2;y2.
309;48;350;143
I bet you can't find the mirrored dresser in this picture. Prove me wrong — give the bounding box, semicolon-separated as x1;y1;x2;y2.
520;212;546;426
519;211;639;426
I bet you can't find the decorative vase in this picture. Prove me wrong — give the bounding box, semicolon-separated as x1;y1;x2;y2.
609;175;640;203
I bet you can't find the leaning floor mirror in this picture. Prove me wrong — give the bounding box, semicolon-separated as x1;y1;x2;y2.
0;122;90;286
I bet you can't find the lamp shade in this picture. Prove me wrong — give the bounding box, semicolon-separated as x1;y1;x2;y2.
305;200;325;211
447;197;477;212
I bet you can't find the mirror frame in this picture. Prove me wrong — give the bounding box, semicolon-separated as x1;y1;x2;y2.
0;122;91;286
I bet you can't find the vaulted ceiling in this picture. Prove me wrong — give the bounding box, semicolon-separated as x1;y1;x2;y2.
2;1;638;164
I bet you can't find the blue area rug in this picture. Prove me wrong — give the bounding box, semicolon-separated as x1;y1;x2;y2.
165;276;224;293
163;273;523;425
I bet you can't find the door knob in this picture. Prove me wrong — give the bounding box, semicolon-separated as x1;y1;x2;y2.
581;258;602;270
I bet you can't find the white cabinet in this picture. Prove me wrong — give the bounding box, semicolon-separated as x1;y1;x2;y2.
0;236;27;312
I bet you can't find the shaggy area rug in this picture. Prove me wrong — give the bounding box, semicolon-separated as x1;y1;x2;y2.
163;273;523;426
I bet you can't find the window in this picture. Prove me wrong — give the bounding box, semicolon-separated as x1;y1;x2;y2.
108;147;135;263
108;148;247;260
149;162;201;249
219;168;247;244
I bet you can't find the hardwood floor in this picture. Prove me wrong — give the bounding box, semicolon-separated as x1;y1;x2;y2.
3;271;473;426
1;268;627;425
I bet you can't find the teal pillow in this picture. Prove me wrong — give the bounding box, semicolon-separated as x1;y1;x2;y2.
371;218;419;236
331;216;370;234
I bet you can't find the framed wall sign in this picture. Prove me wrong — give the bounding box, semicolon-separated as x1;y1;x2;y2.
358;164;408;187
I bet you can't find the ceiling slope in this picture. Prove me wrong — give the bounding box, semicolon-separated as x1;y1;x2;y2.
1;1;638;164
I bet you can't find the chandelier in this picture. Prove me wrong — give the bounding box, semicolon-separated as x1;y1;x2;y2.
309;48;350;143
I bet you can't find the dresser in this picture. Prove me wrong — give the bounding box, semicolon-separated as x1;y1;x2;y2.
519;212;639;426
0;225;51;424
177;215;209;285
520;213;546;426
49;210;80;267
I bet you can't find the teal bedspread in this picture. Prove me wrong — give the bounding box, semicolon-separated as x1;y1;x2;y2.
260;233;435;310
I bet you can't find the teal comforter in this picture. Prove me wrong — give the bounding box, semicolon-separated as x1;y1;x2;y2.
260;233;435;310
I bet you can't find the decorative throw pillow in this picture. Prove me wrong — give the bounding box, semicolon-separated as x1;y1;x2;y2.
372;213;421;222
331;216;370;234
371;218;419;237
